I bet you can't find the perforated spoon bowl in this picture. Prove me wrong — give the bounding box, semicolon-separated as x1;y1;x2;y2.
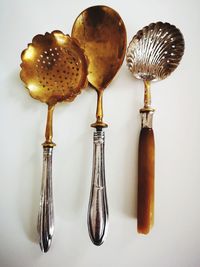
20;30;88;252
126;22;184;234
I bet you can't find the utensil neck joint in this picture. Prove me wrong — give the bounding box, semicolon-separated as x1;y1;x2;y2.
143;80;152;110
43;105;56;147
91;89;108;128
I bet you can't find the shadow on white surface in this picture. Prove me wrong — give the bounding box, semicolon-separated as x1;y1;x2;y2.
7;70;42;244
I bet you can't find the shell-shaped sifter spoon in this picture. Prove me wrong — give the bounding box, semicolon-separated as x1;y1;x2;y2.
126;22;184;234
20;31;88;252
72;5;127;245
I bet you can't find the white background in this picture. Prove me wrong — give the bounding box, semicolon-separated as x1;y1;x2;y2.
0;0;200;266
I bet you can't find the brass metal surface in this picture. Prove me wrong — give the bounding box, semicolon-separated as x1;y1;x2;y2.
43;105;55;147
20;31;88;145
72;5;127;127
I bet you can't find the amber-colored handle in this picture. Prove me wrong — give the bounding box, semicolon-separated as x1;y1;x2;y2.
137;127;155;234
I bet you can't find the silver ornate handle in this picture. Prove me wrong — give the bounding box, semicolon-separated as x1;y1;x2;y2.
88;130;109;246
37;146;54;253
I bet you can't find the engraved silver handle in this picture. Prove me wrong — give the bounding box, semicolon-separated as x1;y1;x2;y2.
88;130;109;245
37;146;54;253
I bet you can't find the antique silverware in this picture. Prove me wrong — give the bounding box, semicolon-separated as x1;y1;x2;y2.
126;22;184;234
72;5;127;245
20;31;88;252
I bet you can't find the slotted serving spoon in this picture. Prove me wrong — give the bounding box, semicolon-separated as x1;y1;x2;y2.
20;30;88;252
72;5;127;245
126;22;184;234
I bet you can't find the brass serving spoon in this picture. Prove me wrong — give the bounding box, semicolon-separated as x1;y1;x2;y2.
72;5;127;245
126;22;184;234
20;31;88;252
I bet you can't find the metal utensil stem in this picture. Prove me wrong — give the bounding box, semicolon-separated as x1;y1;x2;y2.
144;80;151;109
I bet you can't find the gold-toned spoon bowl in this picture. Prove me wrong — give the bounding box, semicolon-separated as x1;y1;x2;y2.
20;30;88;252
72;5;127;245
126;22;184;234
